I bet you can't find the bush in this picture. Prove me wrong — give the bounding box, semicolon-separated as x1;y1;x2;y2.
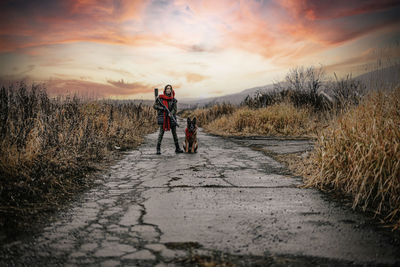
244;66;331;112
243;90;284;109
328;73;367;110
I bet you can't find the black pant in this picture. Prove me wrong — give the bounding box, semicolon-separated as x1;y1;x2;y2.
157;125;179;149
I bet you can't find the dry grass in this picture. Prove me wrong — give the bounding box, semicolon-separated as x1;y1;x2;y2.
200;102;326;137
0;83;157;226
180;103;236;127
302;87;400;229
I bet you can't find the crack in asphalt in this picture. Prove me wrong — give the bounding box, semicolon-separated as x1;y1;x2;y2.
135;185;300;189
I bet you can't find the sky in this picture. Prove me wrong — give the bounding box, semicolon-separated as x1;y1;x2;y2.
0;0;400;99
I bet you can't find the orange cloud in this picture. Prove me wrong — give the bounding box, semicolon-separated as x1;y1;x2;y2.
167;71;209;83
185;73;208;83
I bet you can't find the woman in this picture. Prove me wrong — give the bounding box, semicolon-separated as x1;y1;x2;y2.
153;84;183;154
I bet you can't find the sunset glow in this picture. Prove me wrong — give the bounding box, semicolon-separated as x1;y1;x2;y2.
1;0;400;99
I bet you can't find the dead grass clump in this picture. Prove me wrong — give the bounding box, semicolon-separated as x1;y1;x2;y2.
303;87;400;229
204;102;321;137
181;103;236;127
0;83;157;225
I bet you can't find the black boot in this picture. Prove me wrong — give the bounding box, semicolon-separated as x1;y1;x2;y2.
156;145;161;155
156;126;164;155
175;143;183;153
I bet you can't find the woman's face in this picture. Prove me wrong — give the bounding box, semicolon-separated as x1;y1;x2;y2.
165;87;172;95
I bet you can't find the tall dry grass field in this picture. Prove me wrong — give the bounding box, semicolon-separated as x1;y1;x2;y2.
0;83;157;225
303;87;400;228
190;102;325;137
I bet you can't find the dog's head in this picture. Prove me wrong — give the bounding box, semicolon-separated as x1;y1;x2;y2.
187;117;197;132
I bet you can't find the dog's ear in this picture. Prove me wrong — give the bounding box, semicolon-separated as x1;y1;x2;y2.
187;117;191;123
193;117;196;124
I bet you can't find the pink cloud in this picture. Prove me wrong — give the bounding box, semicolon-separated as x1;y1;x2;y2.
45;78;154;98
275;0;400;46
278;0;400;21
0;0;151;52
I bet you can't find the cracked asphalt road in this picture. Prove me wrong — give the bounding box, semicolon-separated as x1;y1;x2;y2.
1;119;400;266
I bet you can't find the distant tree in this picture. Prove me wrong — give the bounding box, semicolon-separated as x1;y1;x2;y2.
273;66;327;111
284;66;325;94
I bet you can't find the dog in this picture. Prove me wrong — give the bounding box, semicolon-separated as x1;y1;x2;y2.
183;117;198;153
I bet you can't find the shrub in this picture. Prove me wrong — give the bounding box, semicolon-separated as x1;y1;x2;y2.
328;73;367;110
243;90;283;109
244;66;331;112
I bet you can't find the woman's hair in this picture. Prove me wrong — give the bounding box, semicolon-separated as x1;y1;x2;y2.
164;84;173;91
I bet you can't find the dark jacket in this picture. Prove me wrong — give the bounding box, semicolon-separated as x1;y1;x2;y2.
153;97;178;126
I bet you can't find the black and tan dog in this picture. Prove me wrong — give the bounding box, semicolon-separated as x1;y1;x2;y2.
183;117;198;153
